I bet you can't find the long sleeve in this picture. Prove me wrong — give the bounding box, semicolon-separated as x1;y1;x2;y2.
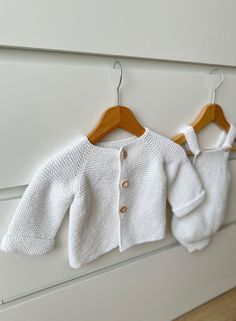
0;152;75;255
166;143;205;217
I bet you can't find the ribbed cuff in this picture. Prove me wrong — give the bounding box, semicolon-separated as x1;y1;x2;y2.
0;234;54;255
172;190;206;217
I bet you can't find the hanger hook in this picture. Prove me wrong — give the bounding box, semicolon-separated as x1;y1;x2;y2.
113;61;123;105
209;68;224;104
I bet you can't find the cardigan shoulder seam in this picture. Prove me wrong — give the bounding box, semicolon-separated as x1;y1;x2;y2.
145;131;164;163
71;142;93;194
36;137;93;195
145;131;189;178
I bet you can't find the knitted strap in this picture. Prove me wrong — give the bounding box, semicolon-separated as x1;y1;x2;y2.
222;124;236;149
181;126;201;155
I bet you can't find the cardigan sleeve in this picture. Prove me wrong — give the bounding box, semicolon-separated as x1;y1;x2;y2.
166;145;205;218
0;155;75;256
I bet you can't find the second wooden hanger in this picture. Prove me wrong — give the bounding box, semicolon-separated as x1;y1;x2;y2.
173;69;236;154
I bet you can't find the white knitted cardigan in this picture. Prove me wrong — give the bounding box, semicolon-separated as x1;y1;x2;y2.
0;127;205;268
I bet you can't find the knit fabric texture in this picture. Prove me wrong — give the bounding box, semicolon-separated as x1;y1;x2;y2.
0;127;205;268
171;124;236;252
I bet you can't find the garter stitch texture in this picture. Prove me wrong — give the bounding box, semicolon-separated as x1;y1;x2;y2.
171;124;236;252
0;127;205;268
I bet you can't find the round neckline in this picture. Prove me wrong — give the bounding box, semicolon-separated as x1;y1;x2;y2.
85;127;150;151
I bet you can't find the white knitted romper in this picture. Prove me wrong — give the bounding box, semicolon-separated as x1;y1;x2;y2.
171;124;236;252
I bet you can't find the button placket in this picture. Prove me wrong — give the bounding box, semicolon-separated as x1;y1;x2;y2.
119;148;129;218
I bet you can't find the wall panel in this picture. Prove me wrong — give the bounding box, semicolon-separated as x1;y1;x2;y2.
0;61;236;188
0;6;235;316
0;199;176;302
1;224;236;321
0;1;235;66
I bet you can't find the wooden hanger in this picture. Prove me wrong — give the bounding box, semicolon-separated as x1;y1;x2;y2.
87;106;145;144
173;104;236;155
87;61;145;144
173;70;236;155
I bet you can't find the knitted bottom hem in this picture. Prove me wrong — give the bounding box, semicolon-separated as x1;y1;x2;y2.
119;234;165;252
68;235;166;269
68;242;119;269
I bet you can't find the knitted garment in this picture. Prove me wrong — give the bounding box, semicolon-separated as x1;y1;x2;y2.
0;127;205;268
171;124;236;252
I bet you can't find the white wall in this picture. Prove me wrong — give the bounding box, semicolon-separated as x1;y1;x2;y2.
0;0;236;66
0;1;236;320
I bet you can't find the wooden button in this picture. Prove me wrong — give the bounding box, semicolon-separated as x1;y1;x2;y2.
121;150;128;159
121;180;129;188
120;206;127;213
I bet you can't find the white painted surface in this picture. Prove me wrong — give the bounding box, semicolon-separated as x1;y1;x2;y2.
0;1;235;66
0;164;235;303
1;224;236;321
0;198;175;301
0;61;236;188
0;56;235;319
0;0;236;319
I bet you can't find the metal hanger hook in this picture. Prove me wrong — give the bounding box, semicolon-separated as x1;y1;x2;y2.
113;61;123;105
209;68;224;104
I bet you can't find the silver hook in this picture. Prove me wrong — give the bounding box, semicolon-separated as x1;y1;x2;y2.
113;61;123;105
209;68;224;104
